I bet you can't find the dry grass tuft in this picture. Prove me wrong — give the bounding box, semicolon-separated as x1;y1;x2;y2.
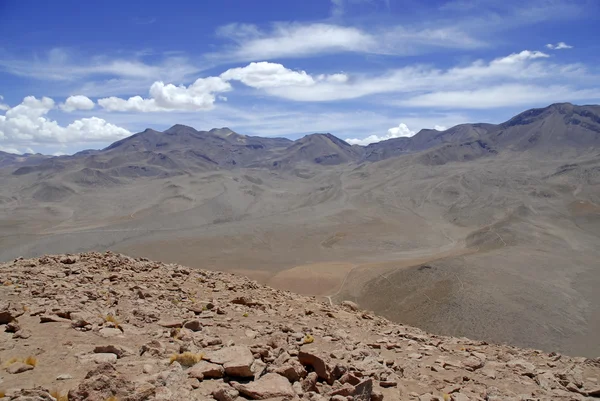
303;334;315;344
105;397;119;401
102;314;121;329
169;352;204;367
3;357;20;367
50;389;69;401
24;356;37;367
443;394;451;401
0;390;6;398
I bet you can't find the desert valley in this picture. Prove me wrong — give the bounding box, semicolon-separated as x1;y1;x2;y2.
1;102;599;362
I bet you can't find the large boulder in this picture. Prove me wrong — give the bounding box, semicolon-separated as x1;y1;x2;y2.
204;346;255;377
231;373;295;399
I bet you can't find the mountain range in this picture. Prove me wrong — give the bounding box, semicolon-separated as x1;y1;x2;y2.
4;103;600;185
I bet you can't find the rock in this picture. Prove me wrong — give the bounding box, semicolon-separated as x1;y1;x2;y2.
330;383;356;397
5;320;20;333
93;345;133;358
98;327;123;338
188;360;225;379
7;362;34;374
353;378;373;401
39;314;71;323
70;312;99;327
506;359;535;371
6;388;55;400
341;300;359;311
212;385;240;401
204;346;255;377
13;329;32;339
157;319;183;328
298;349;334;384
371;389;384;401
272;359;307;382
231;373;295;399
56;373;73;380
452;394;471;401
464;356;485;371
301;371;318;392
68;363;151;401
79;353;118;364
380;380;397;387
183;319;202;332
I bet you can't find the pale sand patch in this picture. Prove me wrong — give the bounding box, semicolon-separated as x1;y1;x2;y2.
266;262;356;296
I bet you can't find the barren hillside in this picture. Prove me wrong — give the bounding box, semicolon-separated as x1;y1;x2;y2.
1;252;600;401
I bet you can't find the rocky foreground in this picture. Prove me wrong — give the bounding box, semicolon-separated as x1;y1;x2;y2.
1;252;599;401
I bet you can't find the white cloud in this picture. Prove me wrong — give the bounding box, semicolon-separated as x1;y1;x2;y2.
346;123;416;145
60;95;95;112
241;50;587;104
0;95;9;111
546;42;573;50
0;145;21;154
221;62;315;88
98;77;231;112
331;0;345;17
0;96;131;148
212;22;484;62
398;84;600;109
0;49;200;83
434;125;447;131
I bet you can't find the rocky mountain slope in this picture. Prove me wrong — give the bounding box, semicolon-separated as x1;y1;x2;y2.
1;252;600;401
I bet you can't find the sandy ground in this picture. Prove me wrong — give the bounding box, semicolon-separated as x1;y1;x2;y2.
1;152;599;357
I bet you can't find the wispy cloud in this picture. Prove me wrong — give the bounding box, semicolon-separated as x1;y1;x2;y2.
546;42;574;50
211;22;485;62
0;48;200;82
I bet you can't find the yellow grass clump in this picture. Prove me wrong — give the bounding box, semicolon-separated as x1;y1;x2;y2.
50;389;69;401
102;314;121;329
303;334;315;344
24;356;37;367
0;390;6;398
169;352;204;367
3;357;20;367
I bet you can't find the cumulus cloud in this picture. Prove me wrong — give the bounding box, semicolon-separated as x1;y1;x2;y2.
60;95;95;112
221;62;315;88
346;123;416;145
98;77;231;112
0;96;131;148
546;42;573;50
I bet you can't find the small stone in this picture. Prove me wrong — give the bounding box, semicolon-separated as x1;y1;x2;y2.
158;319;183;328
56;374;73;380
7;362;34;374
183;319;202;332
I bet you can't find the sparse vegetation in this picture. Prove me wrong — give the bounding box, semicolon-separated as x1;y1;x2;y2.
168;352;204;367
24;356;37;367
50;389;68;401
303;334;315;344
242;312;249;317
105;397;119;401
443;394;451;401
3;355;38;368
0;390;6;398
3;356;20;367
102;314;120;329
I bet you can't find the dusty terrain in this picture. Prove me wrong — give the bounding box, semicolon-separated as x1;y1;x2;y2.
0;103;599;359
1;252;600;401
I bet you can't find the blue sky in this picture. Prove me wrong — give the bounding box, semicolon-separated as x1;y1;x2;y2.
0;0;599;155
